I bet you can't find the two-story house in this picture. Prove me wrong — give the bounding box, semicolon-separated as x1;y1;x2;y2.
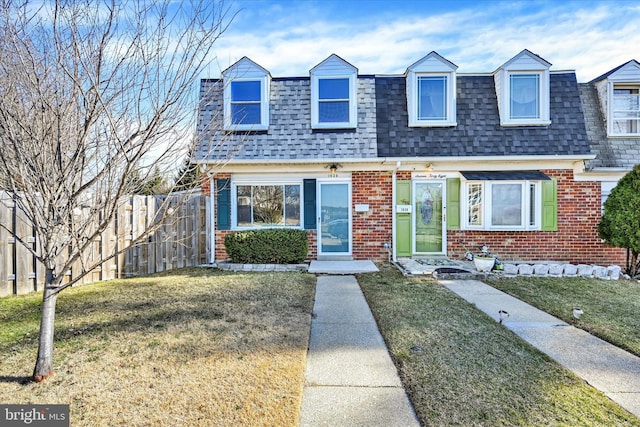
195;50;628;266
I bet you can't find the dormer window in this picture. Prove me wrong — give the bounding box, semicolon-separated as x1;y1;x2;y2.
223;57;270;131
406;52;457;127
591;60;640;137
418;75;448;120
495;50;551;126
510;73;540;120
611;85;640;135
230;80;262;125
311;54;358;129
318;77;350;123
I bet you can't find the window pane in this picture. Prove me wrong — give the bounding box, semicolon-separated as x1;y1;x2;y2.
510;74;539;119
231;103;261;124
252;186;284;226
529;183;536;226
467;183;483;226
612;88;640;134
319;101;349;122
418;76;446;120
236;186;252;227
231;81;261;101
285;185;301;226
319;78;349;100
491;183;522;226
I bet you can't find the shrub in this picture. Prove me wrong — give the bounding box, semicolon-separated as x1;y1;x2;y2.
224;228;309;264
599;163;640;277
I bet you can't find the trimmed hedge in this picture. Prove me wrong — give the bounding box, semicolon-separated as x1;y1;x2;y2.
224;228;309;264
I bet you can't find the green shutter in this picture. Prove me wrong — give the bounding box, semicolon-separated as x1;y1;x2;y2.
216;179;231;230
541;178;557;231
395;180;412;257
303;179;317;230
446;178;460;230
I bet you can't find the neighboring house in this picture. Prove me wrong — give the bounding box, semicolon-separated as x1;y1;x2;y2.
195;50;627;266
577;60;640;207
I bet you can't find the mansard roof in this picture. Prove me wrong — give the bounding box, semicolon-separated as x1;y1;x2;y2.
375;72;591;158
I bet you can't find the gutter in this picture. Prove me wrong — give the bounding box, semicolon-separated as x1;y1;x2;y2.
199;154;596;167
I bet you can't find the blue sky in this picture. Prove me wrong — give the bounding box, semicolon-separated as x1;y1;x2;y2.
210;0;640;81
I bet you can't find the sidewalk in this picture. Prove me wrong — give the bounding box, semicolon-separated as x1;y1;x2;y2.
299;275;419;426
441;279;640;418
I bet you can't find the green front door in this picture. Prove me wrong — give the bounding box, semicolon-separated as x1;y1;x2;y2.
413;181;445;254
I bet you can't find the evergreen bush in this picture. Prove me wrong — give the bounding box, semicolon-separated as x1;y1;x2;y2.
224;228;309;264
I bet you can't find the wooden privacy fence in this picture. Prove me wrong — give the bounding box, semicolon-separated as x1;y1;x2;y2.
0;192;208;297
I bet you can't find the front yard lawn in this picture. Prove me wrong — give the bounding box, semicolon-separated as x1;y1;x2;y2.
358;264;640;426
484;276;640;357
0;268;315;426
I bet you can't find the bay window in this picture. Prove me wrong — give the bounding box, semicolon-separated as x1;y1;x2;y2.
464;180;541;230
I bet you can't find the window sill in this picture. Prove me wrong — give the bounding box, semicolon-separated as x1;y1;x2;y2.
311;122;357;130
224;124;269;132
409;120;457;128
500;120;551;127
607;133;640;138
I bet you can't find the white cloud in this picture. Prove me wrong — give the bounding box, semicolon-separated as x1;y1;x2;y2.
210;0;640;81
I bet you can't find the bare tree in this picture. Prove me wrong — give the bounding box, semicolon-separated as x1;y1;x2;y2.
0;0;234;381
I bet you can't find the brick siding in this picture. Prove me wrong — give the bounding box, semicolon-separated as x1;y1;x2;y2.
352;171;393;260
448;169;625;265
211;170;625;266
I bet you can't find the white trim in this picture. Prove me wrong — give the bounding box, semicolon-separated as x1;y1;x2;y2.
498;70;551;126
606;81;640;137
461;179;542;231
311;74;358;129
407;71;457;127
200;154;594;167
230;180;304;229
223;76;270;131
317;180;352;257
208;176;215;263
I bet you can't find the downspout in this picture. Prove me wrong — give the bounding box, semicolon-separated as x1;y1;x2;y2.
209;173;216;264
391;161;401;263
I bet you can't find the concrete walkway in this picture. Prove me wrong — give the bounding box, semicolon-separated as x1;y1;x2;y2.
299;275;419;426
441;279;640;418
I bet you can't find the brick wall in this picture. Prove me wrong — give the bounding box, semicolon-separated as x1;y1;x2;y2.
352;171;393;260
209;169;624;266
448;169;625;266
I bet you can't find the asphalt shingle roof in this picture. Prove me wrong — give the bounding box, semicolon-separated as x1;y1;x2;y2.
375;73;591;158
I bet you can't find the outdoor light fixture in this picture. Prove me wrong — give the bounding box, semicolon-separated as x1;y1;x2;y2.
425;163;433;171
326;163;341;174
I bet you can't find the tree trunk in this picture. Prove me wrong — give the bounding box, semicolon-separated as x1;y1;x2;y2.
33;269;58;382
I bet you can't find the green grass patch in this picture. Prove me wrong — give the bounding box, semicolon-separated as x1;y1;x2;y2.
0;268;315;426
485;276;640;357
358;264;640;426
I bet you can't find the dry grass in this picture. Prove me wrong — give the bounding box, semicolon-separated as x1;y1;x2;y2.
358;264;640;426
0;268;315;426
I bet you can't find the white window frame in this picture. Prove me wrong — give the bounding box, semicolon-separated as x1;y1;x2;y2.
231;179;303;229
500;70;550;126
223;76;269;131
462;180;541;231
408;72;456;127
311;74;357;129
608;83;640;137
